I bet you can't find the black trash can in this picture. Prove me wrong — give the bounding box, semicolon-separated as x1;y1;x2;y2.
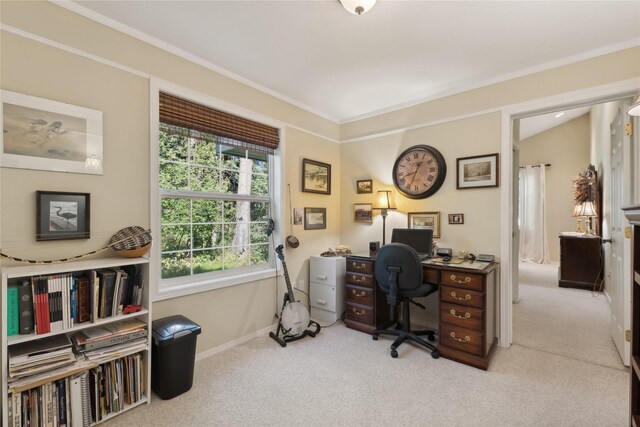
152;315;201;399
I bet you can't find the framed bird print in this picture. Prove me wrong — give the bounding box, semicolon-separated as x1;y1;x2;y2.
1;90;104;175
36;191;90;241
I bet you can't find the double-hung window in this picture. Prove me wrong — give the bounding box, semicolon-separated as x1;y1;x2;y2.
157;92;279;289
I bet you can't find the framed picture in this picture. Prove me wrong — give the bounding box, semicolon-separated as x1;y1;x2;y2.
407;211;440;238
2;90;103;175
456;153;499;189
36;191;90;241
302;158;331;195
353;203;373;223
356;179;373;194
304;207;326;230
293;208;303;225
449;213;464;224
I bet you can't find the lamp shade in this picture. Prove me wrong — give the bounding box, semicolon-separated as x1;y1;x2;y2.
572;204;582;217
372;190;396;210
579;201;597;217
339;0;377;15
629;96;640;117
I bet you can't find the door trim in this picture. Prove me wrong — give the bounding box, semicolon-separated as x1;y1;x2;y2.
498;77;640;348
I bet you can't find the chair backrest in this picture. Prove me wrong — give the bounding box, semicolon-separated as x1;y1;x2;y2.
374;243;423;295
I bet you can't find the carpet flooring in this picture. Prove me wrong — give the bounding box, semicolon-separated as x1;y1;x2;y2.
104;262;628;426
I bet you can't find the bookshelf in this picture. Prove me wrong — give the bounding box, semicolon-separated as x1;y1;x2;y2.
1;256;151;426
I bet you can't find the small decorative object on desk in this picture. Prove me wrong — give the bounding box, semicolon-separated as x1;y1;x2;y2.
320;245;351;257
109;226;152;258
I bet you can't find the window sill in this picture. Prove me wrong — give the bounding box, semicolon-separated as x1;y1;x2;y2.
153;266;279;302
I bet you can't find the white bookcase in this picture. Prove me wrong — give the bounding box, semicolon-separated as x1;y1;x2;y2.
1;256;151;426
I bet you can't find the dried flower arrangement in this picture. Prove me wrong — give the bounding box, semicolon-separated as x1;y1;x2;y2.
572;165;596;204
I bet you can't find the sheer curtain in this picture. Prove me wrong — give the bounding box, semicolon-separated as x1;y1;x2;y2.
519;165;549;263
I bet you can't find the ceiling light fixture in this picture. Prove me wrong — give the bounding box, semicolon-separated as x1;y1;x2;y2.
554;112;565;118
339;0;377;15
628;96;640;117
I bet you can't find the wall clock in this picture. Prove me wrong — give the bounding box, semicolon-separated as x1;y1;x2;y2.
392;145;447;199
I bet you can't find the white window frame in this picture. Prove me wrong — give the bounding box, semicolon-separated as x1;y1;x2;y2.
150;79;286;301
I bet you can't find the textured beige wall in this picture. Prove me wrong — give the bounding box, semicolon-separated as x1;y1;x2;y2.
519;115;591;262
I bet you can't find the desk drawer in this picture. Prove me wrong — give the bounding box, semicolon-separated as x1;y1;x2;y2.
440;324;484;357
346;302;374;324
440;302;483;332
346;285;374;306
423;268;440;284
347;259;374;274
440;285;484;309
346;272;374;288
441;270;484;291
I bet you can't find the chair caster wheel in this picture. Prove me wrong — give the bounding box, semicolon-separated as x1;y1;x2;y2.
427;334;436;342
372;334;378;341
431;350;440;359
391;350;398;358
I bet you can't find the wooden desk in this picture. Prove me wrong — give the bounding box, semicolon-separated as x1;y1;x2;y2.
345;252;498;370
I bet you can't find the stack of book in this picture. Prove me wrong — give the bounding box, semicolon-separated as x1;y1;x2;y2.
8;335;76;382
6;264;145;337
72;319;148;363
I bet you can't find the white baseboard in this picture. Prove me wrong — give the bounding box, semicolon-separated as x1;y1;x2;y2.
195;323;275;362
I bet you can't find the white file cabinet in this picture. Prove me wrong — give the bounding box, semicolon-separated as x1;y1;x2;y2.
309;256;346;324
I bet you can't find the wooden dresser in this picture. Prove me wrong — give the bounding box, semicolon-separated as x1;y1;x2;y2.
623;205;640;425
345;252;498;370
344;254;394;334
559;233;603;290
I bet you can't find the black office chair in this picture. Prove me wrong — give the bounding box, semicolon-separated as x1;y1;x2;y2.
372;243;440;359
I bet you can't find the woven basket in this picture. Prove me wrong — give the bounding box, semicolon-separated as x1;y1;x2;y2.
109;226;152;258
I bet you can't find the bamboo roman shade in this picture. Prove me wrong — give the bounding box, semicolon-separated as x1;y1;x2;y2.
159;92;279;153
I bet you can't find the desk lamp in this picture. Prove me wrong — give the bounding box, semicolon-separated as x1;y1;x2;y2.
572;204;584;233
372;190;397;245
579;201;597;235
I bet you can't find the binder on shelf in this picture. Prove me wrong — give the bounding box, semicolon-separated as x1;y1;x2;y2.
19;280;34;335
7;284;20;336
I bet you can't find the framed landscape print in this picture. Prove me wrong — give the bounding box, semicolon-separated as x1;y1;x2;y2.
1;90;104;175
36;191;90;241
353;203;373;223
356;179;373;194
304;207;327;230
302;158;331;195
456;153;499;189
407;211;440;238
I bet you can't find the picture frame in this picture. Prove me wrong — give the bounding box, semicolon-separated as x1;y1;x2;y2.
407;211;440;238
2;90;104;175
353;203;373;223
456;153;499;189
356;179;373;194
304;207;327;230
36;191;90;241
293;208;303;225
448;213;464;224
302;158;331;195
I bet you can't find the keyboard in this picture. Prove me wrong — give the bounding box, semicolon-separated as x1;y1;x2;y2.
417;253;431;261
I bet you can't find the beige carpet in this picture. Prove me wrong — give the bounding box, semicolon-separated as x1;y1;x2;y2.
105;322;628;426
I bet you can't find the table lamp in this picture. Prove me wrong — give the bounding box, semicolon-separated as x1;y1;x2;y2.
579;201;597;235
572;204;584;233
372;190;397;245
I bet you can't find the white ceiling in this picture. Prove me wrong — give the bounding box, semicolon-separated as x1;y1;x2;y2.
520;106;591;141
68;1;640;123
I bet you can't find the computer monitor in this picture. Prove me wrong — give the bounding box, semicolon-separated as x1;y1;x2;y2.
391;228;434;256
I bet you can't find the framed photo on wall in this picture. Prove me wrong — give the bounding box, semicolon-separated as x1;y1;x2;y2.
356;179;373;194
407;211;440;238
448;213;464;224
302;158;331;195
1;90;104;175
456;153;499;189
36;191;90;241
353;203;373;223
304;207;327;230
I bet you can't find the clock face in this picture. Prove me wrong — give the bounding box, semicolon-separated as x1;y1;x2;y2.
392;145;447;199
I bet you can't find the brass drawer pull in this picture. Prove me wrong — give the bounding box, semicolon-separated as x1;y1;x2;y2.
351;307;366;316
449;309;471;319
351;275;366;284
351;261;367;270
450;274;471;284
352;289;366;297
449;332;471;343
450;291;471;301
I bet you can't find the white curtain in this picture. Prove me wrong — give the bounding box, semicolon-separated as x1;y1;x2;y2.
519;165;549;263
